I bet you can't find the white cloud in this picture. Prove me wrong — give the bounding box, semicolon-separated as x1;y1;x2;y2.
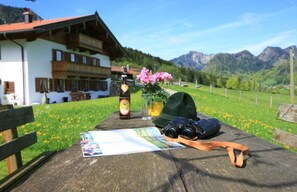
230;30;297;55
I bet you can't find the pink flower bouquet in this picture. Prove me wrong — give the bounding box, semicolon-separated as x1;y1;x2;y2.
136;67;173;104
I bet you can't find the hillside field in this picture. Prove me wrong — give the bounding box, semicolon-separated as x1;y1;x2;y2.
170;84;297;143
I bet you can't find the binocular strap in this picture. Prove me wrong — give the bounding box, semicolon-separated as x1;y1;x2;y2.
163;135;249;168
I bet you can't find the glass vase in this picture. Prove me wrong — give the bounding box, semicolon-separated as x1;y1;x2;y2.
141;97;163;120
148;101;163;117
142;97;152;120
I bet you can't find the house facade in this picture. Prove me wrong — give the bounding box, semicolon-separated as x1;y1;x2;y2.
0;10;124;105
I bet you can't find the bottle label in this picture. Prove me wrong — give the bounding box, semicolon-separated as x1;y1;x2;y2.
121;84;129;93
120;99;130;115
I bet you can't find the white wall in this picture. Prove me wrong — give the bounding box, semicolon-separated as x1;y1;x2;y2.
0;79;3;104
26;38;111;104
93;53;111;67
26;38;65;104
0;39;26;105
0;38;112;105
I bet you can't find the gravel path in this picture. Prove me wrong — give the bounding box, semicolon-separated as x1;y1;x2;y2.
164;88;177;96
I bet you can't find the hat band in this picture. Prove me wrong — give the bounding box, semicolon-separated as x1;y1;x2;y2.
159;112;178;121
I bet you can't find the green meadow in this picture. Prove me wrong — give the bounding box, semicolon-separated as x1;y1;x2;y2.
1;84;296;179
170;84;297;140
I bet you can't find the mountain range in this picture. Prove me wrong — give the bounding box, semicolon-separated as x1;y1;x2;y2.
1;3;296;86
170;46;297;77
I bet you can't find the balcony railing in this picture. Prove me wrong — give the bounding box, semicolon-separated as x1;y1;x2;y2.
52;61;111;79
67;33;103;53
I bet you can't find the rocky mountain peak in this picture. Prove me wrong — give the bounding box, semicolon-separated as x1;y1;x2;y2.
170;51;214;71
257;46;289;66
172;45;295;78
234;50;254;60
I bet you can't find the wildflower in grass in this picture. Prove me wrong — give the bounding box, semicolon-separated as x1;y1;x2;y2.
288;128;292;133
243;123;250;129
37;131;43;136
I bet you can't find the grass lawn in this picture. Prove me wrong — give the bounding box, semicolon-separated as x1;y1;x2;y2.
1;84;296;179
170;84;297;146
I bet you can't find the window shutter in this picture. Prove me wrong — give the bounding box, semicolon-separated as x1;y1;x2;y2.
53;79;58;92
49;79;54;92
52;49;57;61
8;82;15;93
35;78;41;92
65;79;70;91
64;52;70;62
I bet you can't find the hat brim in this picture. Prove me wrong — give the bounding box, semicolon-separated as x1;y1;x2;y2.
153;116;170;128
153;113;199;128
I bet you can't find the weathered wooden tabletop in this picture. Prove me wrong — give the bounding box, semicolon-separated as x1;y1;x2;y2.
9;111;297;192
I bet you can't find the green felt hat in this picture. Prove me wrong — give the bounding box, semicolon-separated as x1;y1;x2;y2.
153;92;199;128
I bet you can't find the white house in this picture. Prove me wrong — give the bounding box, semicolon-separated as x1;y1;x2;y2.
0;10;125;105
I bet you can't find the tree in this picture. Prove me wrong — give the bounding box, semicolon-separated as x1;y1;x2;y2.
226;76;239;89
216;77;223;88
240;80;250;91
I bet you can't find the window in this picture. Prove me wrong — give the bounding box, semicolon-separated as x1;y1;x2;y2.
93;58;100;66
63;52;70;62
84;80;89;91
94;81;100;91
35;78;48;92
49;78;54;92
4;81;15;94
56;50;63;61
52;79;65;92
70;53;76;62
82;56;87;64
89;80;95;91
53;49;63;61
65;79;71;91
96;58;100;66
77;80;89;91
92;58;97;65
99;80;108;91
52;49;101;66
71;80;78;91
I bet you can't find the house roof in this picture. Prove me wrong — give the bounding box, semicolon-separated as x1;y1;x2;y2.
0;12;125;60
0;16;82;33
111;66;140;75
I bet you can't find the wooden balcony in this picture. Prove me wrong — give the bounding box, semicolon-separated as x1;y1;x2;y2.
67;33;103;53
52;61;111;79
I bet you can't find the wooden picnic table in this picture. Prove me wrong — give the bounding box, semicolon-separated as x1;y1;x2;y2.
8;111;297;192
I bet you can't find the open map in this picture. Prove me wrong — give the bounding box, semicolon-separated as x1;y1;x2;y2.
80;127;185;157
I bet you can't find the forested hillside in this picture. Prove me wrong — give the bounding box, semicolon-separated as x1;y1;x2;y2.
112;47;219;85
113;47;297;94
0;3;42;24
253;59;297;87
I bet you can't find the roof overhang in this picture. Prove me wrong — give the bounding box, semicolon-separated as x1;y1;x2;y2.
0;12;125;60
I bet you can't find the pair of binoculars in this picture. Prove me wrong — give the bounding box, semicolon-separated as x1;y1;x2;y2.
161;117;220;140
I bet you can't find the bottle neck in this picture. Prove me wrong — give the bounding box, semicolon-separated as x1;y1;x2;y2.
121;75;127;84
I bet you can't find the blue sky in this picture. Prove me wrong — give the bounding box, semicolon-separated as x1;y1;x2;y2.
2;0;297;60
